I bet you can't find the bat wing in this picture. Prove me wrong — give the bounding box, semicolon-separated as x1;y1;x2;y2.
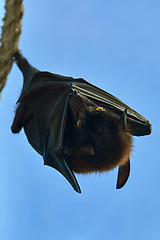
18;66;151;137
116;160;130;189
18;81;81;193
69;81;151;136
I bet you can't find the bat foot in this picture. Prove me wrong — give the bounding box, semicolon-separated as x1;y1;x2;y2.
11;123;22;133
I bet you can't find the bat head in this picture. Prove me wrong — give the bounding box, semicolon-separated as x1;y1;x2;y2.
66;104;132;174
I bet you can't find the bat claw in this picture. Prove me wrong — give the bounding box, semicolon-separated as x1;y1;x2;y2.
118;108;127;130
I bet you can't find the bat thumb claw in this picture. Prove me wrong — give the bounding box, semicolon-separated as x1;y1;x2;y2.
118;108;127;130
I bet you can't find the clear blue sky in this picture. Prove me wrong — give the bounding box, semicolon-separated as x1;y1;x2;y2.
1;1;160;239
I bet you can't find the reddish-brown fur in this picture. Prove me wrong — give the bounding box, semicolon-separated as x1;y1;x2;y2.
71;131;132;173
67;104;132;173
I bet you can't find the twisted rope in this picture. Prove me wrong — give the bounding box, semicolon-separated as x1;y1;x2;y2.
0;0;23;93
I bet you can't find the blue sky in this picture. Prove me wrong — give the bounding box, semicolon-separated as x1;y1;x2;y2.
1;1;160;239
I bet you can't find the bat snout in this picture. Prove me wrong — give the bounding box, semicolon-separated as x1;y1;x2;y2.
73;145;95;156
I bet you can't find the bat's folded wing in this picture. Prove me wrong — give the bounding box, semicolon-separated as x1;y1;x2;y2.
71;81;151;136
116;160;130;189
18;81;81;193
44;87;81;193
19;70;151;136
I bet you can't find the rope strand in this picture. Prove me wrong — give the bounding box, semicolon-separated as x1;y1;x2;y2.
0;0;23;93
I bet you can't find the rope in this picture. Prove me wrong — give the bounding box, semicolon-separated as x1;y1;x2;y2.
0;0;23;93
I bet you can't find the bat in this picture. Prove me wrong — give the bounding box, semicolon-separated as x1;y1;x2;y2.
11;51;151;193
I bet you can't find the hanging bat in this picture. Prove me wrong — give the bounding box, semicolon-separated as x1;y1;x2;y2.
11;51;151;193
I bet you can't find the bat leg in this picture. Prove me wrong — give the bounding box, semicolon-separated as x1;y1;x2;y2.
14;51;38;88
116;159;130;189
11;104;33;133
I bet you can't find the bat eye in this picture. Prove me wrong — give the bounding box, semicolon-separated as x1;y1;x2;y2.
76;119;86;127
77;120;82;127
96;107;105;111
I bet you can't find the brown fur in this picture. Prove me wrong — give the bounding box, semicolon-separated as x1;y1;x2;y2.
71;130;132;173
66;98;132;173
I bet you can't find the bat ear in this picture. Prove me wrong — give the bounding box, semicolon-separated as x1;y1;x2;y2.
118;108;127;130
74;145;95;156
116;159;130;189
